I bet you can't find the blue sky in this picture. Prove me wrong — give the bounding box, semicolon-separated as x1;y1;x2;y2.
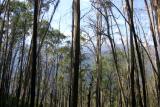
50;0;91;36
50;0;148;34
24;0;152;46
50;0;151;45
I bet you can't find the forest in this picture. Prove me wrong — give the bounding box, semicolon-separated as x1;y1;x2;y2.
0;0;160;107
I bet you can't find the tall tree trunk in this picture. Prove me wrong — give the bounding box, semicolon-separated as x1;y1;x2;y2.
71;0;80;106
30;0;39;107
147;0;160;105
125;0;136;107
96;1;102;107
16;19;26;107
126;0;147;106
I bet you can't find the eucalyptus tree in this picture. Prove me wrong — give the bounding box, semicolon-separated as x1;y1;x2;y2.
0;1;32;106
30;0;39;107
71;0;81;107
125;0;148;106
95;0;102;107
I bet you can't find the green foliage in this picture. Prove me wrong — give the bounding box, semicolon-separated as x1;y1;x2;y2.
9;1;30;15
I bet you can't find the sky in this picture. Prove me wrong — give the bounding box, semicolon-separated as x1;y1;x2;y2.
49;0;152;47
49;0;149;35
23;0;152;47
50;0;91;36
18;0;90;36
18;0;150;37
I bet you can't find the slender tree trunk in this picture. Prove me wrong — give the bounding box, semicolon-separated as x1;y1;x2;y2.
126;0;147;106
30;0;39;107
71;0;80;106
146;0;160;105
16;19;26;107
95;1;102;107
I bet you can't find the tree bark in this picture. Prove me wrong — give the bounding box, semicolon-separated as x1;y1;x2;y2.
71;0;80;107
30;0;39;107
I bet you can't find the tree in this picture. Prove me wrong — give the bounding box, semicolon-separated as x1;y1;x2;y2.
30;0;39;107
71;0;80;107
